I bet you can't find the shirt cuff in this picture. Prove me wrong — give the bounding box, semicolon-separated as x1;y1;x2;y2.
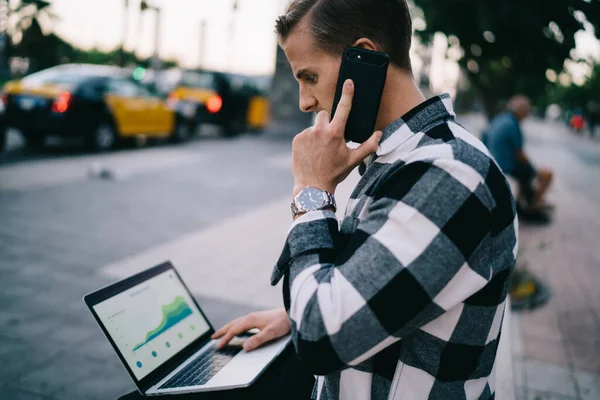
271;210;339;285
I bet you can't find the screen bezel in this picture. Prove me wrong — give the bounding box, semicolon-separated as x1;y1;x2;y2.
83;261;215;392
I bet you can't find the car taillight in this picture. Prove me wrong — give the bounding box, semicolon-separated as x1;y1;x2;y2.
205;95;223;114
52;92;71;113
1;94;7;105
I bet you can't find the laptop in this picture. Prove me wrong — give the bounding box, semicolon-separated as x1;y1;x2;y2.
84;261;290;396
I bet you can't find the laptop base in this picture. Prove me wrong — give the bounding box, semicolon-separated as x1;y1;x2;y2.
118;345;314;400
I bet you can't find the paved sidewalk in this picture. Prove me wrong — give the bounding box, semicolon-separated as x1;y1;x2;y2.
461;115;600;400
100;159;361;310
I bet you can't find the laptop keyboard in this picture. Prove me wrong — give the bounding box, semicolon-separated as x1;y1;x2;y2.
159;345;242;389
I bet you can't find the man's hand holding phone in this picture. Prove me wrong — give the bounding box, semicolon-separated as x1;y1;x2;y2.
291;79;382;198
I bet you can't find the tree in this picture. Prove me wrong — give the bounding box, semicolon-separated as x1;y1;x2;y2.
9;0;57;40
550;63;600;124
5;0;178;75
6;0;59;72
413;0;600;119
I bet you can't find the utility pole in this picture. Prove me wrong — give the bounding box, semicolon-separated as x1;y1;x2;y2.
121;0;129;67
199;19;206;69
0;0;8;73
227;0;238;71
141;0;161;71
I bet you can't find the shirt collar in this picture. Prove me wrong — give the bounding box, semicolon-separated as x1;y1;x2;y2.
375;93;456;157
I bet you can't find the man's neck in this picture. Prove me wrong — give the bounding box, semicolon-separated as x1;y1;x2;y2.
375;67;426;132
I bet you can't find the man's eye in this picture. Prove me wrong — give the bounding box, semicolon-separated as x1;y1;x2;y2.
306;75;317;83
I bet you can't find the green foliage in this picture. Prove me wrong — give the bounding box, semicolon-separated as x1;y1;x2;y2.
549;63;600;116
5;0;178;76
413;0;600;119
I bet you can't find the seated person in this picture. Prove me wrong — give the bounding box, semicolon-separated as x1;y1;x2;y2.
485;95;553;211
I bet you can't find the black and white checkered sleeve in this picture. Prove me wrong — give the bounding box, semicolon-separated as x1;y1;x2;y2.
271;158;507;376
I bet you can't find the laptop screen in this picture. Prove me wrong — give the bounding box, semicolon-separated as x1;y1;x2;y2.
93;269;210;380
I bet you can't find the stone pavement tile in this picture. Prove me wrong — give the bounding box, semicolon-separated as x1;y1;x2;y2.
574;369;600;400
0;337;62;382
0;386;56;400
523;335;570;367
512;313;525;357
523;359;578;398
514;356;524;389
50;361;133;400
0;310;65;341
559;309;600;347
566;342;600;373
41;316;99;350
524;388;578;400
521;306;563;342
11;352;116;398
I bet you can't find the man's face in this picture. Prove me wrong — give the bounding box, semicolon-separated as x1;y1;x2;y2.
518;104;532;121
282;22;341;115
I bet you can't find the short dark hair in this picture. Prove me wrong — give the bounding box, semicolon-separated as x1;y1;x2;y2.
275;0;413;72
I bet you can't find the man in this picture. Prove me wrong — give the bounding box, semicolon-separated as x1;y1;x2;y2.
485;95;553;211
214;1;517;399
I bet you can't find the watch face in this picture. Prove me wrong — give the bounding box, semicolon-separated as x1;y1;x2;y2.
297;187;326;211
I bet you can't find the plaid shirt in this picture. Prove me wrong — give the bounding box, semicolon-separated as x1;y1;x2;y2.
271;95;518;400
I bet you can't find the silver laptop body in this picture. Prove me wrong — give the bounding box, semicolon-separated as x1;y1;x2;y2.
84;261;290;396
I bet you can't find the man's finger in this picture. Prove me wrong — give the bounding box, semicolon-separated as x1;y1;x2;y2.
211;321;233;339
243;328;276;352
314;110;330;130
216;319;255;349
330;79;354;135
351;131;382;166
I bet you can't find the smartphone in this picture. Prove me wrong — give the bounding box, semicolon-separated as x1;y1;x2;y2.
330;47;389;143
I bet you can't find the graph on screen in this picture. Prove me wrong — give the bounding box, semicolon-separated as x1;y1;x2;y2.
93;270;210;380
132;296;193;352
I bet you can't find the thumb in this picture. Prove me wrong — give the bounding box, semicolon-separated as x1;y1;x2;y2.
351;131;382;165
243;329;275;352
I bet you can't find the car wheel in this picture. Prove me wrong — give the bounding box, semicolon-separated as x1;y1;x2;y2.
0;124;6;154
23;131;45;151
88;121;117;152
170;120;192;143
222;118;245;138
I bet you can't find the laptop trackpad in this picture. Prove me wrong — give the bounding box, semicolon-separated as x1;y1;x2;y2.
202;335;291;388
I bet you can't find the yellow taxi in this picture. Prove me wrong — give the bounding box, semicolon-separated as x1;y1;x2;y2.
160;69;270;137
0;64;195;152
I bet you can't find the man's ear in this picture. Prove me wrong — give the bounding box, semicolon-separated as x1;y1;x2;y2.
352;38;379;52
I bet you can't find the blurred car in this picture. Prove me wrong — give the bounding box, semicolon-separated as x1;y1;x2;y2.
158;68;270;137
0;97;5;153
0;64;196;152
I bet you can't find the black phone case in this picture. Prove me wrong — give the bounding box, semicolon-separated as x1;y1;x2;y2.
331;47;389;143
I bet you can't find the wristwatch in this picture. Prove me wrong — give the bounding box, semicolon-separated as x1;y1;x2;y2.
291;186;336;217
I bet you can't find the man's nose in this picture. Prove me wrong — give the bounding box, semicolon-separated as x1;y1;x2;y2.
299;90;317;113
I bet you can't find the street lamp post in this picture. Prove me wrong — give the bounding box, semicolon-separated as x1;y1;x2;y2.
140;0;161;71
199;19;206;69
227;0;238;71
121;0;129;67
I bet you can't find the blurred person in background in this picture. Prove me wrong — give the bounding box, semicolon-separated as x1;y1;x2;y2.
586;100;600;138
212;0;518;399
485;95;554;214
570;109;585;134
